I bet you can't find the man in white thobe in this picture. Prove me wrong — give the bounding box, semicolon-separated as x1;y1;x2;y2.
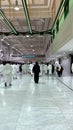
3;62;13;87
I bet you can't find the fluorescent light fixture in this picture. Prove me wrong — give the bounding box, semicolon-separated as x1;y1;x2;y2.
1;38;4;41
30;45;33;47
10;53;13;57
14;6;19;11
14;0;19;11
26;35;30;37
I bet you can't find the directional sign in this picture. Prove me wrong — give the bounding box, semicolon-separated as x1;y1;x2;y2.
12;54;45;58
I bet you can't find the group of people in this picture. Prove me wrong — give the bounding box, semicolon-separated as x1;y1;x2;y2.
0;61;19;87
0;61;64;87
32;62;64;83
0;61;40;86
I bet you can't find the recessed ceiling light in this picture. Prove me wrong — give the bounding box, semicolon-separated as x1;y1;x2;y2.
14;0;20;11
33;49;35;52
14;6;19;11
12;47;15;49
26;35;29;38
31;45;33;47
1;38;4;41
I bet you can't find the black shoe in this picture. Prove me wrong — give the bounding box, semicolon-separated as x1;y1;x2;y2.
35;82;38;84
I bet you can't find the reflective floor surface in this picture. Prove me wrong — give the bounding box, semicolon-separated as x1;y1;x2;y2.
0;74;73;130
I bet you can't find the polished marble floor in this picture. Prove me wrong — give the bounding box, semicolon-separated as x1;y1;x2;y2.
0;74;73;130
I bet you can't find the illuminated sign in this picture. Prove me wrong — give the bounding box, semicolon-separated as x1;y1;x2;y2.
13;54;45;58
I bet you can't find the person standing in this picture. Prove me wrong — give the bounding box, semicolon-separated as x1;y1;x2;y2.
29;62;34;76
47;63;52;75
56;63;63;77
3;61;13;87
19;64;22;73
12;64;17;79
71;63;73;73
32;61;40;84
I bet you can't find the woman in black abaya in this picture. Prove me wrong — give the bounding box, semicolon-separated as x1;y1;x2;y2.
33;62;40;83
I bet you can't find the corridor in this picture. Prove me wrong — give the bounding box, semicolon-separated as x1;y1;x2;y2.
0;75;73;130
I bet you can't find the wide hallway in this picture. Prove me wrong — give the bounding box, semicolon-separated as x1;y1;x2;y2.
0;75;73;130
